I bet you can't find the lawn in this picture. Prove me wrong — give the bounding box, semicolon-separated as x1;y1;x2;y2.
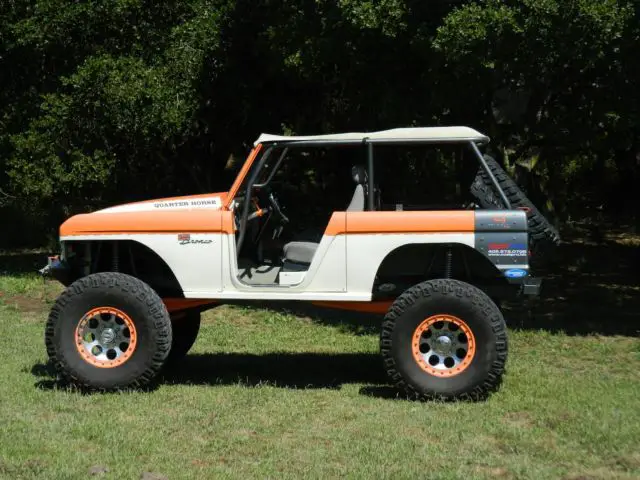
0;224;639;479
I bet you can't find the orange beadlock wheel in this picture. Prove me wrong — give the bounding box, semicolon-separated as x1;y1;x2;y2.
411;314;476;377
75;307;138;368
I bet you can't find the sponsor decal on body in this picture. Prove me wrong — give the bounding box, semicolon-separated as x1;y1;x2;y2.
504;268;528;278
474;210;528;231
154;198;221;209
484;215;512;229
98;196;222;213
154;201;189;208
487;242;527;257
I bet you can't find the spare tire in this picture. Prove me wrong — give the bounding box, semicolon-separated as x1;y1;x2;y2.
470;155;560;269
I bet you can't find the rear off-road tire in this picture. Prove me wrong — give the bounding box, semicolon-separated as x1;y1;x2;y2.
45;272;172;390
470;155;560;269
166;311;201;365
380;279;507;401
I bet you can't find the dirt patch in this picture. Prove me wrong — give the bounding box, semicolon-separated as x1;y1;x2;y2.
88;465;109;476
0;458;46;477
502;411;535;428
542;411;576;429
474;465;512;478
140;472;168;480
2;294;48;314
561;466;634;480
610;452;640;470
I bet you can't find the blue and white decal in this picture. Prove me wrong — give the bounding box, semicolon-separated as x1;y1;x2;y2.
504;268;527;278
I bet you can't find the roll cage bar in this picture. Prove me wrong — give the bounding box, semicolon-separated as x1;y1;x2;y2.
234;139;510;254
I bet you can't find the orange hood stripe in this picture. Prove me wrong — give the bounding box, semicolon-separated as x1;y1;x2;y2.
60;210;234;236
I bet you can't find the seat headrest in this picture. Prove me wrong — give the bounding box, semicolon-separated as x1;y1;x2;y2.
352;165;367;185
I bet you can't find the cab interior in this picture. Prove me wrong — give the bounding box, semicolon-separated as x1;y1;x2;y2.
230;142;480;287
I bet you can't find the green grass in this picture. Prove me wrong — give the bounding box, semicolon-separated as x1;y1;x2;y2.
1;235;640;479
0;271;48;297
0;275;639;479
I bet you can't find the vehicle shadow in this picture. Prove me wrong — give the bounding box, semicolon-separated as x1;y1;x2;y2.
30;354;410;400
29;361;161;394
503;228;640;336
162;352;386;389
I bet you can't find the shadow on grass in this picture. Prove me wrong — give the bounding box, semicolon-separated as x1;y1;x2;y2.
504;234;640;336
30;361;160;394
161;352;386;388
30;361;82;393
30;354;413;400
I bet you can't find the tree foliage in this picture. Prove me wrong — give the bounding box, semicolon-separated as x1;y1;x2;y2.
434;0;638;210
1;0;638;247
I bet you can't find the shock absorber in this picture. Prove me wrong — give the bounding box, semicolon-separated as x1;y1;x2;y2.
444;247;453;279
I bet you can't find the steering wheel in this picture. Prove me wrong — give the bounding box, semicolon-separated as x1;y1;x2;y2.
251;185;289;224
267;191;289;224
246;199;270;222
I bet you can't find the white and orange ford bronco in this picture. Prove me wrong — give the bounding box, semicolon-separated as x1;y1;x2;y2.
42;127;559;400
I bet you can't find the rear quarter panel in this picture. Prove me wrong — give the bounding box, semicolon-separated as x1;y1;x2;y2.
343;210;528;297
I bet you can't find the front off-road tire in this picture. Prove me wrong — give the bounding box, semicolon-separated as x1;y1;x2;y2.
470;155;560;268
45;272;172;390
166;310;201;365
380;279;507;401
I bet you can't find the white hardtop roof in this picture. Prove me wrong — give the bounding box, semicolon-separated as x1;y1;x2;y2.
254;126;489;146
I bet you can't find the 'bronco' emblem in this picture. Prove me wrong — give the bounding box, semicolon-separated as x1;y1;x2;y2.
177;234;212;245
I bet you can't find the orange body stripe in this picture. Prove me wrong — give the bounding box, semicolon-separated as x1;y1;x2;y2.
221;210;236;234
312;301;392;314
323;212;347;236
324;211;474;236
224;144;263;208
60;210;232;236
62;209;473;237
163;298;218;313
